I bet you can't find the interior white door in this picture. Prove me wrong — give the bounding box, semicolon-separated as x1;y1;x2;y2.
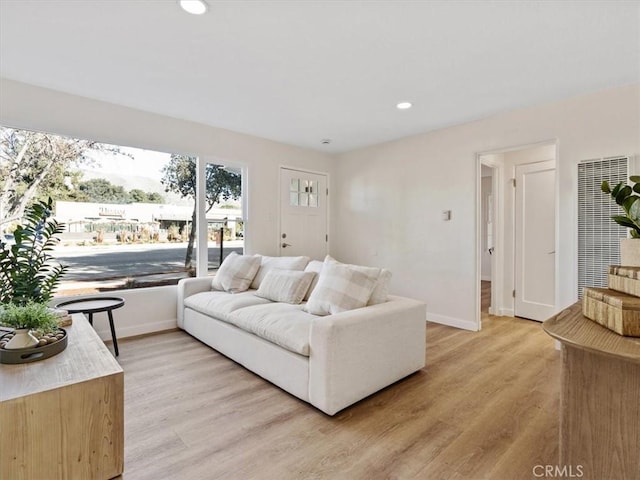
280;168;328;260
514;160;556;321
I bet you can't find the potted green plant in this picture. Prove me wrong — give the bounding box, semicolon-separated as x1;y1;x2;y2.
0;197;68;305
0;301;59;349
0;198;69;357
601;175;640;265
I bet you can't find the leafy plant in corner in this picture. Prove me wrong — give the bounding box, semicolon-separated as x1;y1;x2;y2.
0;198;68;305
601;176;640;238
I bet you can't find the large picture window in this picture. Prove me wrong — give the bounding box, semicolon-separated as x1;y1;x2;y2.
0;126;243;296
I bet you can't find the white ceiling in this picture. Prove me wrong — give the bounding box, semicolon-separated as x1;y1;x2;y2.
1;1;639;153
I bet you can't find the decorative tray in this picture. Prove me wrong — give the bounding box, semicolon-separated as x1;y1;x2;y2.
0;328;68;364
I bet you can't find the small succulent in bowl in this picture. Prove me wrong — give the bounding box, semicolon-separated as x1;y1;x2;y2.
0;301;59;333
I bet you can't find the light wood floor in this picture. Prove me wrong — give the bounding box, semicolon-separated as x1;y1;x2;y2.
116;313;560;480
481;280;491;313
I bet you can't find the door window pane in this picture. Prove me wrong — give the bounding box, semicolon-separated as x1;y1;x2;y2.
288;177;319;208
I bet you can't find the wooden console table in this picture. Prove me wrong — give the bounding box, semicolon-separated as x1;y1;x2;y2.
543;302;640;480
0;314;124;479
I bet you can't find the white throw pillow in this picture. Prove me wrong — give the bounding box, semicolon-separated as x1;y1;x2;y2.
250;255;310;290
304;256;381;316
303;260;323;301
255;269;315;304
211;252;261;293
368;268;392;305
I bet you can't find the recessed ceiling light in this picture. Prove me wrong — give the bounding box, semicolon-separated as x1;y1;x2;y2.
397;102;412;110
321;139;332;145
179;0;208;15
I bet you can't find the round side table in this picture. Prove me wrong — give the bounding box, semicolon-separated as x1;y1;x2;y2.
55;296;125;356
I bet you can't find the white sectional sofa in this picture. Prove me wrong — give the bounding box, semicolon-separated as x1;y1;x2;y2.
176;254;426;416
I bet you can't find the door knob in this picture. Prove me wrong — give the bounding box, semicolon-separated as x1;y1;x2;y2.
282;242;291;248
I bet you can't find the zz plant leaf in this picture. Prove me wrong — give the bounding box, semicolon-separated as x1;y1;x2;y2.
0;198;68;305
602;176;640;238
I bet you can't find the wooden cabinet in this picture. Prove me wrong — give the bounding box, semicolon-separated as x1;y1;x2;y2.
543;303;640;480
0;314;124;479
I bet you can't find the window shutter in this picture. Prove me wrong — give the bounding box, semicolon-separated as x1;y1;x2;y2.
577;156;629;297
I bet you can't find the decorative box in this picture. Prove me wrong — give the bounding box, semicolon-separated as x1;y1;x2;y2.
608;265;640;297
583;286;640;337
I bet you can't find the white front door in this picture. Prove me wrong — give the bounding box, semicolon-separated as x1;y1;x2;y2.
514;160;556;321
280;168;328;260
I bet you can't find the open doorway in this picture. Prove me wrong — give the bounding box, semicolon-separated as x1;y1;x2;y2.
476;141;558;330
480;164;495;317
477;157;502;329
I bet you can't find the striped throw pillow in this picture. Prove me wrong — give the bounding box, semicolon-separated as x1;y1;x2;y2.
255;269;315;304
304;256;380;316
211;252;261;293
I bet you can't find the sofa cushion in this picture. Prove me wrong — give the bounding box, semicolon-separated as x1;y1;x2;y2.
250;255;310;290
304;256;380;316
184;291;271;322
304;259;391;305
211;252;261;293
303;259;323;301
255;269;315;304
369;268;392;305
227;303;315;356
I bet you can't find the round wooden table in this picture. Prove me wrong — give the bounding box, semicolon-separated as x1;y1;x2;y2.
55;296;124;356
543;302;640;479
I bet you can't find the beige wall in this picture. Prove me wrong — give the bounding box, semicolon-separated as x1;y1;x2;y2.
332;84;640;330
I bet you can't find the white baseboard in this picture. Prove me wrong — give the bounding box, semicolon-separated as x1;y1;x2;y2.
499;308;514;317
95;318;177;341
427;312;478;331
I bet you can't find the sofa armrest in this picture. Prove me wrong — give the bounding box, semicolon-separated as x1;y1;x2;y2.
308;295;426;416
177;277;213;328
